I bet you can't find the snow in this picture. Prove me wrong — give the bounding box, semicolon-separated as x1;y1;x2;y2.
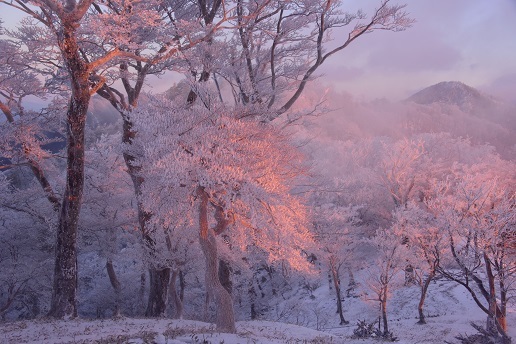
0;318;335;344
2;277;514;344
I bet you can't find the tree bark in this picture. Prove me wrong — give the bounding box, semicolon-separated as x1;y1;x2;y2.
187;71;210;104
417;271;435;324
169;269;184;319
381;285;389;336
329;259;348;325
139;271;146;313
346;267;356;297
48;91;88;318
121;114;171;317
499;276;508;335
179;270;185;303
48;23;91;317
484;253;509;340
198;186;236;333
248;283;258;320
106;259;122;317
95;63;170;317
218;260;232;294
145;267;171;317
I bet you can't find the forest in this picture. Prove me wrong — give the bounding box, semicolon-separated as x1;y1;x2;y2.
0;0;514;343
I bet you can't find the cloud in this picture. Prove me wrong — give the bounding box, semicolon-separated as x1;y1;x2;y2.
482;73;516;103
319;64;365;83
365;28;462;73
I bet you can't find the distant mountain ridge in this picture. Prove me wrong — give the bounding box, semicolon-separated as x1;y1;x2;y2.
406;81;498;112
403;81;516;159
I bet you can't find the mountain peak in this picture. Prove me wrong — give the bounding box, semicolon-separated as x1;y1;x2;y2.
406;81;495;110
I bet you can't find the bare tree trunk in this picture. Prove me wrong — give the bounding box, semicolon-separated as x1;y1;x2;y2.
329;259;348;325
0;283;23;317
187;71;210;104
48;27;91;315
106;259;122;317
417;271;435;324
204;292;210;321
179;270;185;303
499;277;508;335
139;271;146;314
346;267;356;297
404;265;415;285
145;268;171;317
219;260;232;294
169;269;184;319
381;285;389;336
484;254;510;341
121;113;171;317
96;63;170;318
198;187;236;333
248;281;258;320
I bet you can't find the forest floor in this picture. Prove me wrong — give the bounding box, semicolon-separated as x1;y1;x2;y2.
1;277;515;344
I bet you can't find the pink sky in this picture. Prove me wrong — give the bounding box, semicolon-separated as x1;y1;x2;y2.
1;0;515;101
320;0;516;101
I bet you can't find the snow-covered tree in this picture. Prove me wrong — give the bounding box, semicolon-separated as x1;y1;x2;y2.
309;178;363;325
0;29;62;211
90;0;413;317
365;227;408;338
0;0;165;318
87;0;236;315
427;169;515;342
0;165;56;319
132;98;314;331
205;0;413;120
1;0;415;324
376;138;426;208
392;202;445;324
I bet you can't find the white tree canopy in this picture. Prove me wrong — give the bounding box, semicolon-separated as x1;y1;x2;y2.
133;97;315;271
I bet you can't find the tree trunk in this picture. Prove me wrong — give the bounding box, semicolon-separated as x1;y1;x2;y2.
145;267;171;317
248;283;258;320
483;253;510;341
499;276;508;335
417;271;435;324
329;260;348;325
381;285;389;336
48;104;86;318
179;270;185;302
404;265;415;285
187;70;210;104
121;114;171;317
139;271;146;314
106;259;122;317
48;27;90;315
0;283;23;317
346;267;356;297
169;269;184;319
198;187;236;333
96;62;169;318
219;260;232;294
484;254;497;335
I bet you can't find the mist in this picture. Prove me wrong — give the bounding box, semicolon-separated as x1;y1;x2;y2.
295;80;516;159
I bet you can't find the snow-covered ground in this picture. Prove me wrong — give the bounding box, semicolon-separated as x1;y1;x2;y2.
2;277;514;344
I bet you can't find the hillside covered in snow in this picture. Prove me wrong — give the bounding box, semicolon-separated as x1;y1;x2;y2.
2;275;515;343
